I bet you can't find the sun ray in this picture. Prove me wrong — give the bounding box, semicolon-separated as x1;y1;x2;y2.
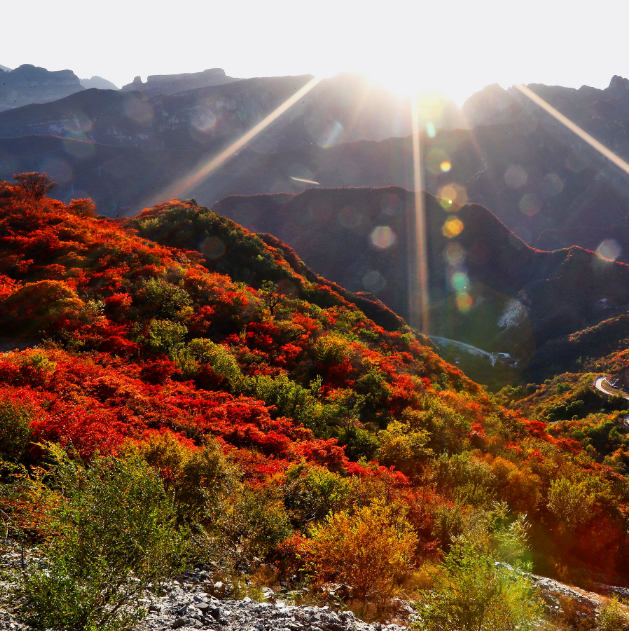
409;94;430;333
514;83;629;175
146;76;323;206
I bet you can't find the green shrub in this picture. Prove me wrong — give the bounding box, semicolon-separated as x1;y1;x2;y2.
282;462;356;526
597;595;629;631
173;338;243;386
142;319;188;355
547;476;596;529
19;447;188;631
0;398;33;462
213;487;292;571
136;277;192;320
416;513;541;631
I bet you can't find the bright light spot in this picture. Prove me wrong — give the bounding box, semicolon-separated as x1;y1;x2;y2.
427;148;449;175
456;292;473;312
363;270;386;293
443;217;464;238
370;226;396;249
519;193;542;216
451;271;468;292
596;239;622;261
440;161;451;172
504;164;528;189
426;122;436;138
200;236;225;260
438;183;468;208
445;243;465;264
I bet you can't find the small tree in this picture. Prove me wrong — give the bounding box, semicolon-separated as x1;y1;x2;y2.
19;447;188;631
307;499;417;601
13;172;57;199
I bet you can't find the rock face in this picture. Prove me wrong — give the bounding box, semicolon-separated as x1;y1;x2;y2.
121;68;238;97
0;64;84;112
80;76;119;90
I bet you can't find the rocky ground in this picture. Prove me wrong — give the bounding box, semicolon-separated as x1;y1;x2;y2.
1;543;627;631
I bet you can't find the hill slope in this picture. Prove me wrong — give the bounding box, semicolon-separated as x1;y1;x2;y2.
0;176;628;586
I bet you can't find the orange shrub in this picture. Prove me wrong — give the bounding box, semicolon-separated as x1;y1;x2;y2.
306;499;417;600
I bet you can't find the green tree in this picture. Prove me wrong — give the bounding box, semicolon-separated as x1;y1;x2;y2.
417;512;541;631
19;447;188;631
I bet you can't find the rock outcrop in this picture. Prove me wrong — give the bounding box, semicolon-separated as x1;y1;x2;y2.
121;68;238;97
0;64;84;112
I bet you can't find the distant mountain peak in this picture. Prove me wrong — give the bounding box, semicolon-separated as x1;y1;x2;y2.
80;76;119;90
121;68;238;97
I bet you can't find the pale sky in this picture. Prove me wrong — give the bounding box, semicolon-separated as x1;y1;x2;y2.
0;0;625;106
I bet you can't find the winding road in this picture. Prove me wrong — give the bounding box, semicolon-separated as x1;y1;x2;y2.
593;376;629;400
593;376;629;427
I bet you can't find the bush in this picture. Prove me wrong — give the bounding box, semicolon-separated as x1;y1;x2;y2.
19;447;188;631
416;514;541;631
282;462;356;526
142;319;188;355
306;499;417;601
0;398;33;462
547;476;596;529
597;595;629;631
213;487;292;571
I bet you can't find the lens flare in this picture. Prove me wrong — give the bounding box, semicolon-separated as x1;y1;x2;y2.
339;206;363;229
200;236;226;260
504;164;528;189
147;76;323;205
409;94;429;333
596;239;622;261
290;176;320;185
445;243;465;264
451;271;468;292
519;193;541;216
443;217;464;238
426;122;436;138
440;161;451;172
438;183;467;208
456;292;473;312
63;138;95;159
544;173;564;195
363;270;386;293
370;226;396;249
426;148;449;174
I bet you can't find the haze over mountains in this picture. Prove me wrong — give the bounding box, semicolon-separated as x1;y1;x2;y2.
3;63;629;385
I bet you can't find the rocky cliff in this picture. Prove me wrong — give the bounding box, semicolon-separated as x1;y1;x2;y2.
0;64;84;112
121;68;239;97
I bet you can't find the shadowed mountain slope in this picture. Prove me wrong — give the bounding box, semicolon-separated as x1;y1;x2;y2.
212;187;629;377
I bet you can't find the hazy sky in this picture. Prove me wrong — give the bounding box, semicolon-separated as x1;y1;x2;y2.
0;0;624;106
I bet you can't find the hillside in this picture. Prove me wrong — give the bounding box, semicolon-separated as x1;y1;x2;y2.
0;174;627;602
211;187;629;386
